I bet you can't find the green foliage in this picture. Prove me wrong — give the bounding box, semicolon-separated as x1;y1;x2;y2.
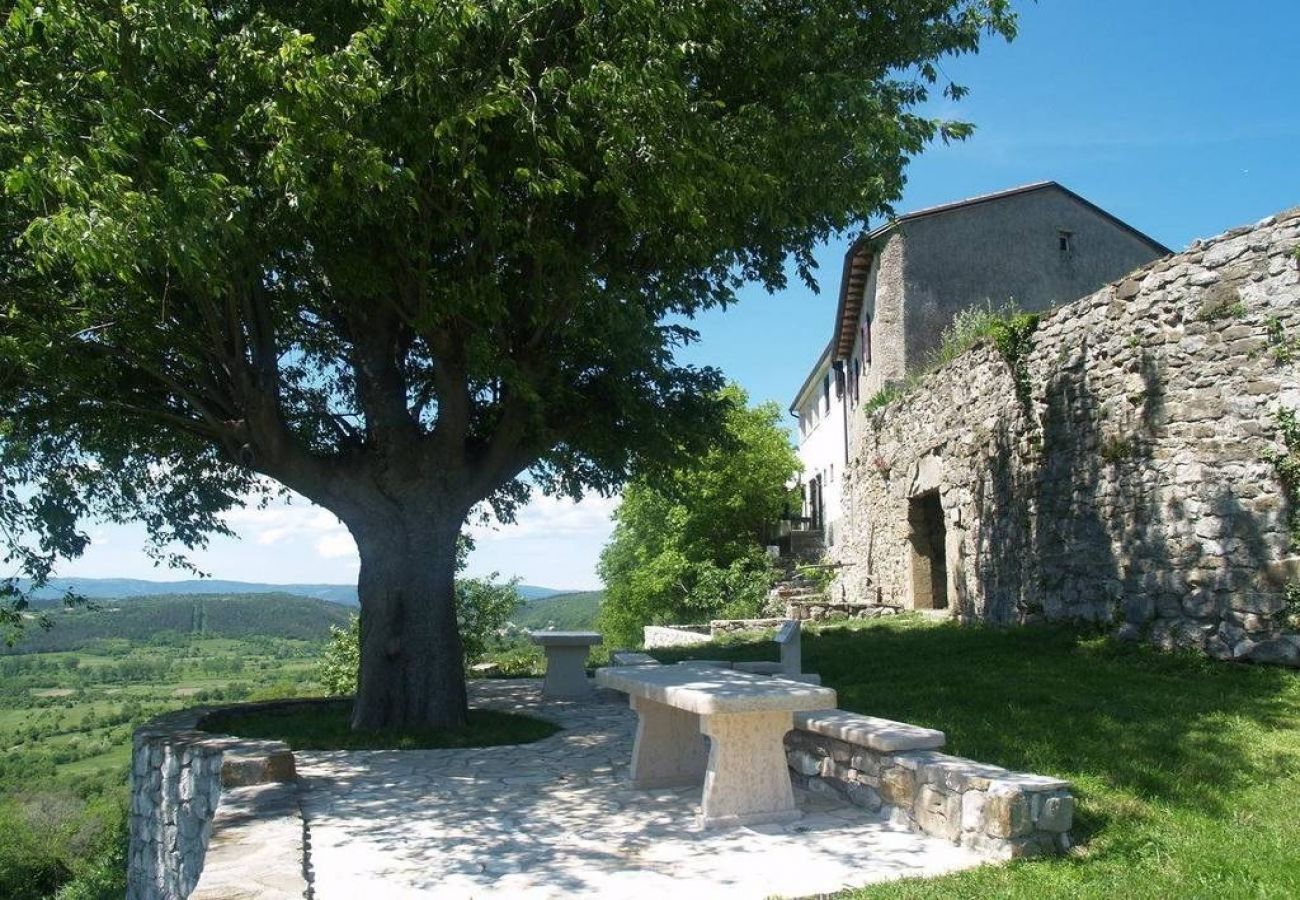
796;560;838;597
1282;582;1300;629
315;617;360;696
1099;435;1136;464
989;309;1040;411
511;591;604;631
479;641;548;678
0;0;1017;642
862;381;912;414
1267;315;1296;364
201;702;557;751
1196;285;1247;321
599;385;799;647
0;594;354;654
1266;406;1300;549
456;577;525;663
315;576;523;694
0;789;127;900
0;621;331;899
928;299;1022;369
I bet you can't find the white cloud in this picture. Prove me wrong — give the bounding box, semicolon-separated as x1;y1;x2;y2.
315;532;357;560
468;492;620;543
221;501;351;556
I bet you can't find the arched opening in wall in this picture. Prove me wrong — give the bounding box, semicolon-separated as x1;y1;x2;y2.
908;490;948;610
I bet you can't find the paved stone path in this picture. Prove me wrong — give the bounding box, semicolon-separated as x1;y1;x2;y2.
298;679;985;899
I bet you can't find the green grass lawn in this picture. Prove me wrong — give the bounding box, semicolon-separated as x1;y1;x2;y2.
655;615;1300;899
201;700;561;750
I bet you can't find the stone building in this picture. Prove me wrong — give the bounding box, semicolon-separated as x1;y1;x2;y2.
792;182;1169;549
829;205;1300;666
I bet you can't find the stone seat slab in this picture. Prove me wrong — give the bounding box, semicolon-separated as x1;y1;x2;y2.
734;661;785;675
528;630;603;647
610;651;660;666
597;665;836;716
794;709;945;753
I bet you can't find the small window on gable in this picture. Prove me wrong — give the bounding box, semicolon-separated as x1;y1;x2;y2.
822;373;831;411
1058;230;1074;253
861;316;872;364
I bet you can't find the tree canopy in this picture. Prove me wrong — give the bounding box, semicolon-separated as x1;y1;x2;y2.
599;384;800;647
0;0;1015;726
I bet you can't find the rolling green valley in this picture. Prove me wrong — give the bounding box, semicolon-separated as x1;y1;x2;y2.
0;593;352;899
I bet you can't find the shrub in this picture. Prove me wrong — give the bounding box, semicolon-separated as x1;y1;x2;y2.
315;577;523;695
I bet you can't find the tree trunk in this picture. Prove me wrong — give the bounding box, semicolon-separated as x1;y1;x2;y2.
350;513;468;730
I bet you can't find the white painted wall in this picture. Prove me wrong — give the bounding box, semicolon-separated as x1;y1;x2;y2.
792;350;848;549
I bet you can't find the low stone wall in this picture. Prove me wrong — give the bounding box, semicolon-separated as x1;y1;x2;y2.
643;624;713;648
785;729;1073;859
707;617;788;635
644;619;791;647
127;701;307;900
785;601;902;622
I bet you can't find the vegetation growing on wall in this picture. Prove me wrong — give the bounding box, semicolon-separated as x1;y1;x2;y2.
1099;436;1137;464
861;300;1040;416
1265;406;1300;550
988;310;1040;412
1196;284;1246;321
1267;316;1297;364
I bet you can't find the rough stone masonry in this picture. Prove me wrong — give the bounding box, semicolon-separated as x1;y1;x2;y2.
833;206;1300;666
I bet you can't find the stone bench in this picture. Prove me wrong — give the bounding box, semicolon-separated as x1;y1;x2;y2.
785;708;1073;859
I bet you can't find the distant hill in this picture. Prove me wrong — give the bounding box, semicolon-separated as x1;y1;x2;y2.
510;590;604;631
2;593;357;654
20;577;568;606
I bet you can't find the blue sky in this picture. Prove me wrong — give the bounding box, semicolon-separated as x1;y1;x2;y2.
58;0;1300;591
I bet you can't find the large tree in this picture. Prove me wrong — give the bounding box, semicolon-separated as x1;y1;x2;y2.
0;0;1015;728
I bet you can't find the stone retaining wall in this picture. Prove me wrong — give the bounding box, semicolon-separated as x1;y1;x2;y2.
835;207;1300;665
784;730;1073;859
785;601;902;622
644;618;790;647
127;701;307;900
643;625;713;648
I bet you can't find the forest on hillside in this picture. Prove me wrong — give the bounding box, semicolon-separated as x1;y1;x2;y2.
509;591;603;631
2;594;355;655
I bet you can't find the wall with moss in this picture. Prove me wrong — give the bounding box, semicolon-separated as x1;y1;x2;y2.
833;207;1300;665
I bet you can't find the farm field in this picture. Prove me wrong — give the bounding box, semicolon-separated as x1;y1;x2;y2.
0;594;343;899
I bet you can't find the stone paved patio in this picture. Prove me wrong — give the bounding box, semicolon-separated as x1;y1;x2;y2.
298;679;986;898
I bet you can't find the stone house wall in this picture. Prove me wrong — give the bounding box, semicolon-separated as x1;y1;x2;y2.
897;187;1167;375
845;184;1169;408
833;207;1300;665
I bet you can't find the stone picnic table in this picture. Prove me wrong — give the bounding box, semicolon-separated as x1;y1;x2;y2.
595;664;836;828
529;631;603;698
